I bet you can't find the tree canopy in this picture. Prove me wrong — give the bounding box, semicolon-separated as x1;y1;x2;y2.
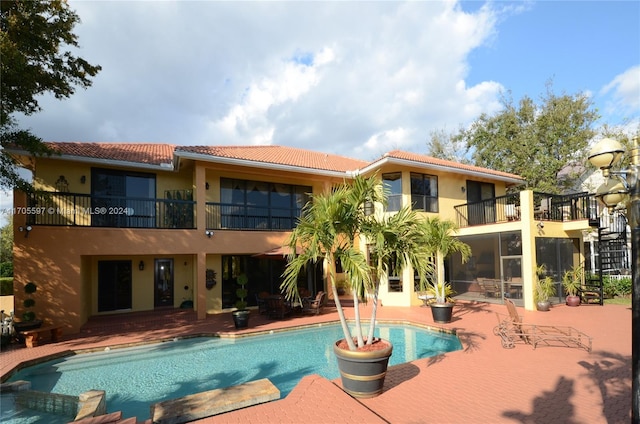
0;0;101;191
454;84;599;193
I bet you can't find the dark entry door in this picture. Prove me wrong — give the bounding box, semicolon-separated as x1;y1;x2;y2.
467;181;496;225
98;260;132;312
154;259;174;307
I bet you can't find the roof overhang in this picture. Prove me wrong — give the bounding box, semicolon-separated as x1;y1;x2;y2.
356;156;524;186
174;150;353;179
4;147;176;172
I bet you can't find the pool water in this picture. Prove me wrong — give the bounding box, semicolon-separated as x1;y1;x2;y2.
3;323;461;422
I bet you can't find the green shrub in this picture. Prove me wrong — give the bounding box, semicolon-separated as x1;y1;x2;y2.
0;262;13;277
603;276;632;298
0;278;13;295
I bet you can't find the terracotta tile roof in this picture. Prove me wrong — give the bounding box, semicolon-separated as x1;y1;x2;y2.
45;142;175;166
176;145;368;173
374;150;524;181
37;143;523;182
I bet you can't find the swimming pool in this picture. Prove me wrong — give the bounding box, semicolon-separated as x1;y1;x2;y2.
3;322;461;423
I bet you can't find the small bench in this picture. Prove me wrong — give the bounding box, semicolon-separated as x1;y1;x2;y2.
19;325;63;348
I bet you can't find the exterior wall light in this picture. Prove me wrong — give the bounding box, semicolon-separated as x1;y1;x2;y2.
588;136;639;421
19;225;33;237
205;230;214;238
139;261;145;271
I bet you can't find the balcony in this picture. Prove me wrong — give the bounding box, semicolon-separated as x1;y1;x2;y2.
205;202;301;231
23;192;302;231
454;191;597;228
26;191;196;229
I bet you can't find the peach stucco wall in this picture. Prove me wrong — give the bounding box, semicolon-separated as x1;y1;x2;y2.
15;154;560;332
13;189;292;333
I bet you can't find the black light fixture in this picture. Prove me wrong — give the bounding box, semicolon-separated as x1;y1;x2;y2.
205;182;210;190
19;225;33;238
139;260;145;271
461;186;466;193
588;136;639;422
80;175;86;184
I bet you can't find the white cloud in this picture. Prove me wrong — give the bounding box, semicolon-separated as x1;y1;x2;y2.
601;65;640;114
362;127;415;154
16;1;506;157
212;47;335;145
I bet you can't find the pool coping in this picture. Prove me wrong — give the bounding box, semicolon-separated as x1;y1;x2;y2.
1;318;458;383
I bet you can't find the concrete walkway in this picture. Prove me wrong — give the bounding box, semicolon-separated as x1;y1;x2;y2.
0;300;632;423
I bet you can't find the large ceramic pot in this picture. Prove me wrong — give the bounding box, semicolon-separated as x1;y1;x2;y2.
430;303;454;323
565;295;581;307
232;310;250;329
333;339;393;398
536;301;551;312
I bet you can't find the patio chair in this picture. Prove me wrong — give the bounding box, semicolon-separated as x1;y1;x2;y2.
266;295;292;319
493;299;592;352
478;278;500;298
505;204;518;221
534;197;551;220
302;291;326;315
256;292;270;315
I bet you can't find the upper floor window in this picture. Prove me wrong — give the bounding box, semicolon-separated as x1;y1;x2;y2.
220;178;311;230
382;172;402;211
410;173;438;212
91;168;156;227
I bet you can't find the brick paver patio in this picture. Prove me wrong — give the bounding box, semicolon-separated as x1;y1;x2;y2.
0;300;632;423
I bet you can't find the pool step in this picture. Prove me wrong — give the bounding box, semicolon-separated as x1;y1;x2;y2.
70;411;151;423
150;378;280;424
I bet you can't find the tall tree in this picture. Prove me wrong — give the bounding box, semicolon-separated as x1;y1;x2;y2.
0;0;101;191
426;128;470;164
456;83;599;193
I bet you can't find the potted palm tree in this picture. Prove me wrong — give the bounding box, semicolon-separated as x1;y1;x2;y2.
562;264;583;307
535;265;555;311
281;175;433;398
232;273;250;329
422;217;471;324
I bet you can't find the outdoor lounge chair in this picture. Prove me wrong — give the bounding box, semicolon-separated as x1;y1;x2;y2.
494;299;592;352
302;291;326;315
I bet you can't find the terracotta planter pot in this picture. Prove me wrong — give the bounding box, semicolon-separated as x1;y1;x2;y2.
334;339;393;398
430;303;454;323
565;295;581;307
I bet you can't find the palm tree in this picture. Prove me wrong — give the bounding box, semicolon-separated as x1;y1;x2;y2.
361;206;433;343
281;175;433;351
423;217;472;303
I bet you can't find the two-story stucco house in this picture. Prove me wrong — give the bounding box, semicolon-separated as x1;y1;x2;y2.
8;142;597;334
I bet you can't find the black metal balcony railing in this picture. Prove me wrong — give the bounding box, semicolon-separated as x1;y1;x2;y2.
26;192;196;229
455;191;595;228
24;192;304;231
455;193;520;228
205;202;301;230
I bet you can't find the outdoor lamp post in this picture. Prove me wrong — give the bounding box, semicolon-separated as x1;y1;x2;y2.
588;136;640;422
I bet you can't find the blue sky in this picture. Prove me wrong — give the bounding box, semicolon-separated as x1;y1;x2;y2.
464;1;639;124
2;0;639;221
